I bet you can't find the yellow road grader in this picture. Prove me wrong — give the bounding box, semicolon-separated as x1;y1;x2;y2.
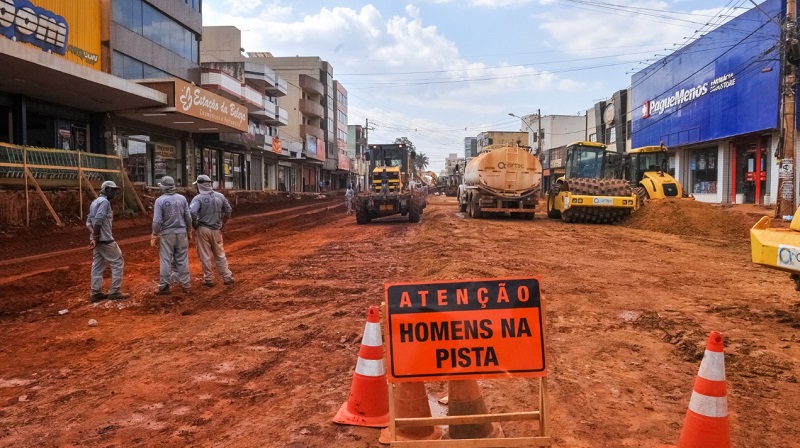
354;143;425;224
546;141;637;224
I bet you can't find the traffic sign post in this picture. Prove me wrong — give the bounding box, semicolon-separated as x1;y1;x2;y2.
383;277;551;446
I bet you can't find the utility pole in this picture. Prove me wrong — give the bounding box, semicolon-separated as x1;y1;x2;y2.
537;108;542;156
778;0;798;216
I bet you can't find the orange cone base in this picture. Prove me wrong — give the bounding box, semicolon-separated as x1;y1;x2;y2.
678;411;730;448
445;422;505;440
378;425;443;445
333;401;389;428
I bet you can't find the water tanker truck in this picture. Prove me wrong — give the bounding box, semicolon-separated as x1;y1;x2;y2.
457;143;542;219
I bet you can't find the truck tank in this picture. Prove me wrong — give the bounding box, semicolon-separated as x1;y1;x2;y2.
463;145;543;192
459;144;542;218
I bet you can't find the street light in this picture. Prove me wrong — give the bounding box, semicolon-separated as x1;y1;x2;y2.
508;112;541;155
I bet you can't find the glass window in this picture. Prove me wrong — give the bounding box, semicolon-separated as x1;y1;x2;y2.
690;148;718;194
113;0;143;33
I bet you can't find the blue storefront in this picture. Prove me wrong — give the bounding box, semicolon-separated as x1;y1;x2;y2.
631;0;783;204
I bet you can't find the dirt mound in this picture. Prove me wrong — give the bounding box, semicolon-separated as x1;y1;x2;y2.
621;198;748;240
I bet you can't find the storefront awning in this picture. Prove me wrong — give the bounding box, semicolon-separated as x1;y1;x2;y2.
0;37;166;112
116;79;249;134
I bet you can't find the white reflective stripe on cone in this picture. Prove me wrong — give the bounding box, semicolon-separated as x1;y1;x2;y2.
362;322;383;347
355;357;385;377
697;350;726;381
688;391;728;418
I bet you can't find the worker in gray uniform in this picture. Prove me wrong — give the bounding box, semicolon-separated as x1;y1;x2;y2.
151;176;192;295
190;174;235;287
86;180;129;302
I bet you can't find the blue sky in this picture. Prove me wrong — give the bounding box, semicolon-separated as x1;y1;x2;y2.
203;0;750;172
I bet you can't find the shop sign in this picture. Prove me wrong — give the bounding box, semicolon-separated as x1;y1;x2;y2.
155;143;175;159
631;0;780;147
0;0;102;69
384;277;546;381
175;79;248;132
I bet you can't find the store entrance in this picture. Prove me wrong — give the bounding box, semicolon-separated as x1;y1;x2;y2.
733;138;768;204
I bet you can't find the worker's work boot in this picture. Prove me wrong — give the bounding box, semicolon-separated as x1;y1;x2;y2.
157;285;170;295
90;292;107;303
107;291;130;300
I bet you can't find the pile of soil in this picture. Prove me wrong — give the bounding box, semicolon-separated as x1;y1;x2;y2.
621;198;750;240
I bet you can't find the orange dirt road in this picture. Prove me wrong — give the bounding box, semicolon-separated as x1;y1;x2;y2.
0;194;799;447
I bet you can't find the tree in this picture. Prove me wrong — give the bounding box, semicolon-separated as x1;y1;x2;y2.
412;152;429;172
392;136;427;173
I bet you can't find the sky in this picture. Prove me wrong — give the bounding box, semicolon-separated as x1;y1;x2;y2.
202;0;752;173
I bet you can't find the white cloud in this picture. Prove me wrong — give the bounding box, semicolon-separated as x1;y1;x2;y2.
202;1;627;171
537;1;734;60
468;0;534;7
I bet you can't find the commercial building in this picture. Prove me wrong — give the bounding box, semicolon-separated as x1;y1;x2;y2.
199;26;291;191
248;54;342;192
108;0;251;188
333;80;351;188
464;137;477;159
475;131;529;153
0;0;167;155
347;124;366;190
630;0;782;205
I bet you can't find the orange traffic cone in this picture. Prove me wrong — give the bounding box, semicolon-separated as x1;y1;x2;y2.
333;306;389;427
677;331;730;448
378;382;442;444
447;380;503;439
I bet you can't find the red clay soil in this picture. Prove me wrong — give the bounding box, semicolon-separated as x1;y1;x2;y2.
0;194;799;448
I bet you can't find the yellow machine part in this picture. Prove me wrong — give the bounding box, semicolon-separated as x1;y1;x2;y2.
640;172;685;199
547;177;636;224
372;167;402;193
750;216;800;273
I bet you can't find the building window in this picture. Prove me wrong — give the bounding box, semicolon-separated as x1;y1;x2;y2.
690;147;718;194
588;133;596;142
607;127;616;144
112;0;199;63
112;51;169;79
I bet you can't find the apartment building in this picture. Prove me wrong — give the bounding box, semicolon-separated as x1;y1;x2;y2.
199;26;291;191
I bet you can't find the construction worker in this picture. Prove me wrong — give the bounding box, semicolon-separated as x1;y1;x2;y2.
190;174;235;287
151;176;192;295
86;180;129;302
345;185;354;215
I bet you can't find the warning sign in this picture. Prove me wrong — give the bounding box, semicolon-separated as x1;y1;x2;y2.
384;277;546;382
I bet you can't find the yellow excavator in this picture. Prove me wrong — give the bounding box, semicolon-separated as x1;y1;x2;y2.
751;212;800;290
624;144;689;204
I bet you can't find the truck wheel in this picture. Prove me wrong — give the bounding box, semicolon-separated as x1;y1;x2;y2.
408;204;421;223
355;203;369;225
459;198;467;213
469;196;483;219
